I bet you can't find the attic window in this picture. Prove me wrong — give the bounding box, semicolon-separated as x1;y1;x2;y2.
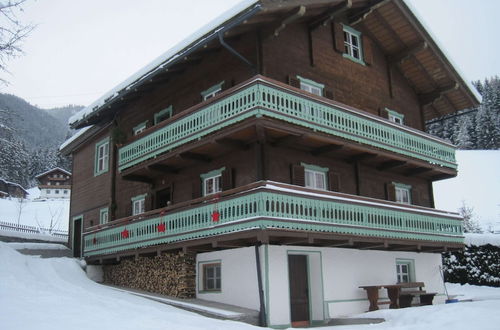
342;25;365;65
154;106;172;125
297;76;324;97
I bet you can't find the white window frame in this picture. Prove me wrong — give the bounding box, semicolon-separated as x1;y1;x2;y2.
298;76;324;97
200;261;221;292
302;162;328;191
394;183;412;205
342;24;365;65
94;137;110;176
100;207;109;225
201;81;224;101
396;259;415;283
386;109;405;125
200;167;225;196
133;121;148;135
131;194;146;216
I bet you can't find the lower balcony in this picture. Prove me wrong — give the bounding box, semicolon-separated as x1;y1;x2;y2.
83;181;463;261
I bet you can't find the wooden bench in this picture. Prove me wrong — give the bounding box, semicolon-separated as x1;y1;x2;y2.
359;282;437;311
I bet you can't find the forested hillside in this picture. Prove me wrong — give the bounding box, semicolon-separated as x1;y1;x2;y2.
0;94;82;188
427;77;500;149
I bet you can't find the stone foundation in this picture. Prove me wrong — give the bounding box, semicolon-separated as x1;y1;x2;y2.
103;251;196;298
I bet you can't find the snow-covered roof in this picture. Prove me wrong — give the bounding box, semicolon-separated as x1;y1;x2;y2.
35;167;72;179
67;0;260;128
0;178;28;194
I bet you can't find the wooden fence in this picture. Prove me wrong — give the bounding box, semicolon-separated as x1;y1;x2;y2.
0;221;68;238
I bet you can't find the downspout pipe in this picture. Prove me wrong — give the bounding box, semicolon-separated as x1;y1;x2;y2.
254;243;267;327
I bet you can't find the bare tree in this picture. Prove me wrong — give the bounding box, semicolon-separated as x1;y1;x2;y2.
0;0;34;84
15;196;25;226
459;201;482;233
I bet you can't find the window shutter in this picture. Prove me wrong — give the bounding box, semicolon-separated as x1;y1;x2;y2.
411;188;419;206
192;180;202;199
291;164;305;186
332;22;345;53
362;35;373;65
329;172;341;192
288;75;301;89
385;182;396;202
222;167;233;191
324;89;334;100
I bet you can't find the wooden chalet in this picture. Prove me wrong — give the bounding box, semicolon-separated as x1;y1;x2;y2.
61;0;479;327
35;167;72;199
0;178;28;199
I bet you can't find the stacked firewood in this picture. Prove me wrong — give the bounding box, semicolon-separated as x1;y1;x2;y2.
103;251;196;298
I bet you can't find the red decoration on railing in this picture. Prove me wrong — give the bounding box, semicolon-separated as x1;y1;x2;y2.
212;193;220;222
93;236;97;245
121;228;129;239
211;211;220;222
157;223;166;232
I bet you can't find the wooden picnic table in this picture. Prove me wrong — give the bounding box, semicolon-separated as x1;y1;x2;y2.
359;282;437;311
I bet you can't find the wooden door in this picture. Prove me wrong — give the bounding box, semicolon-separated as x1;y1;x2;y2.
288;255;310;327
73;218;82;258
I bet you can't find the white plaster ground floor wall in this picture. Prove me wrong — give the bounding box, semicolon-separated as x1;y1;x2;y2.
196;245;446;328
39;188;70;199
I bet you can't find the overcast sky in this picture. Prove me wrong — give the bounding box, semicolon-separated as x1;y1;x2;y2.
2;0;500;109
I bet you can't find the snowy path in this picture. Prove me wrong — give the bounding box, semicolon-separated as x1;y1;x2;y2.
1;242;500;330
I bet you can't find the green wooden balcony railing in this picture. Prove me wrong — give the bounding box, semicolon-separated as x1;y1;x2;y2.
118;77;457;172
83;184;463;257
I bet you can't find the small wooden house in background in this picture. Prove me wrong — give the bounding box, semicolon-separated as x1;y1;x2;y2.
0;178;28;199
35;167;72;199
61;0;480;327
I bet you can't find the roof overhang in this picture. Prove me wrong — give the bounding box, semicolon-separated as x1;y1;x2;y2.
65;0;480;145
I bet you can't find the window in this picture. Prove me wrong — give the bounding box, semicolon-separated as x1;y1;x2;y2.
201;81;224;101
56;182;60;186
94;137;110;176
131;194;146;215
133;121;148;135
154;106;172;125
396;259;415;283
63;190;68;194
46;189;51;194
55;190;60;194
342;25;365;64
302;163;328;190
203;263;221;291
100;208;109;224
298;76;324;97
386;109;404;125
201;167;225;196
394;183;412;205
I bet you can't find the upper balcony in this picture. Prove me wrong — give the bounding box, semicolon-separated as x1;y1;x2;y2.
118;76;457;180
83;181;463;261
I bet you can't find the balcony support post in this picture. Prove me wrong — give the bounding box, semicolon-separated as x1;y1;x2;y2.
254;243;267;327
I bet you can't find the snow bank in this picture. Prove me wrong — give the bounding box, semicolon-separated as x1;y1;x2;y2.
7;242;69;250
446;282;500;301
465;233;500;247
0;242;258;330
0;190;69;231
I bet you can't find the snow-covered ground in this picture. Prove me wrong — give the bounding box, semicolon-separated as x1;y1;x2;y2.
433;150;500;229
0;187;69;231
1;242;500;330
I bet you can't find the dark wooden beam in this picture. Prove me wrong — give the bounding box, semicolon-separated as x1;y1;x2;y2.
359;241;389;250
273;6;306;37
255;125;267;143
348;0;386;25
404;167;432;177
122;174;153;184
419;83;459;106
387;42;428;65
431;173;454;181
372;10;406;48
377;160;407;171
308;0;353;31
271;134;303;147
179;152;212;163
148;164;179;174
311;144;343;156
348;152;377;163
327;238;354;247
214;137;250;150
